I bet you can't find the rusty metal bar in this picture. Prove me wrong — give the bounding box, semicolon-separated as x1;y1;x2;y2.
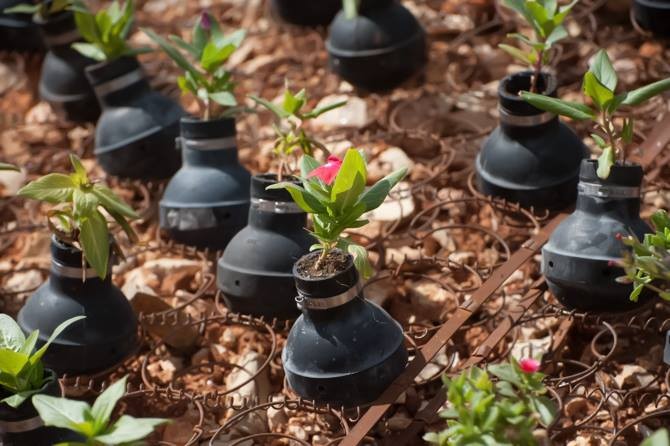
339;215;566;446
387;282;548;445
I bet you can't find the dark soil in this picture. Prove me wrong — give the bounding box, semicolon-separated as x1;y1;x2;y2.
295;249;350;279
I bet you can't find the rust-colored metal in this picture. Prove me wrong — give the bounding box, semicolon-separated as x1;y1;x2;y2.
338;215;566;446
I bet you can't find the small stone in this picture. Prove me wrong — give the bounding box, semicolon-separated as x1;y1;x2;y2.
387;414;412;431
312;95;371;129
286;424;307;441
267;403;288;431
221;328;237;349
225;351;271;405
4;269;43;293
376;147;414;174
565;397;588;419
191;347;210;365
0;168;25;197
364;182;415;223
614;364;651;389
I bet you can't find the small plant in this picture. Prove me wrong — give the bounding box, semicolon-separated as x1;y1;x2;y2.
0;314;83;408
18;154;138;280
33;375;168;445
143;13;245;121
499;0;577;93
4;0;72;20
250;84;346;181
642;429;670;446
619;209;670;301
424;357;556;446
269;148;406;278
70;0;151;62
521;49;670;178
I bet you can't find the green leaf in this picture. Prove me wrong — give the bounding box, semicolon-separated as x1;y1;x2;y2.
192;15;208;55
520;92;596;120
0;349;30;376
590;49;617;91
79;210;110;279
30;316;85;366
142;28;203;84
283;89;306;115
69;154;88;185
91;376;127;432
0;162;19;172
249;95;290;119
498;44;534;66
94;415;168;444
17;173;76;204
530;395;557;426
346;242;373;280
3;4;39;14
169;35;199;58
300;155;321;177
0;314;26;351
621;78;670;106
2;388;44;409
641;429;670;446
591;133;607;148
597;146;615;179
331;149;367;213
90;184;138;219
32;394;90;431
622;117;634;144
583;71;614;110
266;182;326;214
200;41;236;72
19;330;39;357
357;168;408;212
301;100;347;119
545;24;567;45
71;42;106;61
73;189;99;219
630;283;645;302
208;91;237;107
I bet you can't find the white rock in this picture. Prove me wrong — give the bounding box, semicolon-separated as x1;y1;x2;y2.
364;182;415;222
4;270;43;293
225;351;271;405
377;147;414;173
312;95;371;129
0;168;26;196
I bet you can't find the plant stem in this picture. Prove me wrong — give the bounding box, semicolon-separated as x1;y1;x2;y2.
601;114;619;161
204;100;211;121
530;50;544;94
314;247;329;271
277;159;284;182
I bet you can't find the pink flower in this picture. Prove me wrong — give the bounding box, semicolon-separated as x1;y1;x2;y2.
307;155;343;185
519;358;541;374
200;11;211;30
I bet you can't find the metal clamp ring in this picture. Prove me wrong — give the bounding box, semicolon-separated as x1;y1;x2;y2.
179;136;237;151
499;106;555;127
0;416;44;433
43;29;81;47
251;198;303;214
578;181;641;199
94;68;144;97
296;281;363;310
51;260;99;279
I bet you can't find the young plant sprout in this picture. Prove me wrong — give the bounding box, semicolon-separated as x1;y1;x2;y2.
143;13;245;120
343;0;359;19
499;0;577;93
70;0;151;62
33;375;168;445
269;148;406;278
0;314;83;408
521;49;670;178
250;84;346;181
424;357;556;446
4;0;72;19
619;209;670;302
18;154;139;280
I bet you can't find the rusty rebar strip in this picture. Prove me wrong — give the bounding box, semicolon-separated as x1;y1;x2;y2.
388;281;549;445
339;214;566;446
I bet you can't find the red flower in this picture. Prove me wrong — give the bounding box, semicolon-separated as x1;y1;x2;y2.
307;155;343;185
519;358;540;374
